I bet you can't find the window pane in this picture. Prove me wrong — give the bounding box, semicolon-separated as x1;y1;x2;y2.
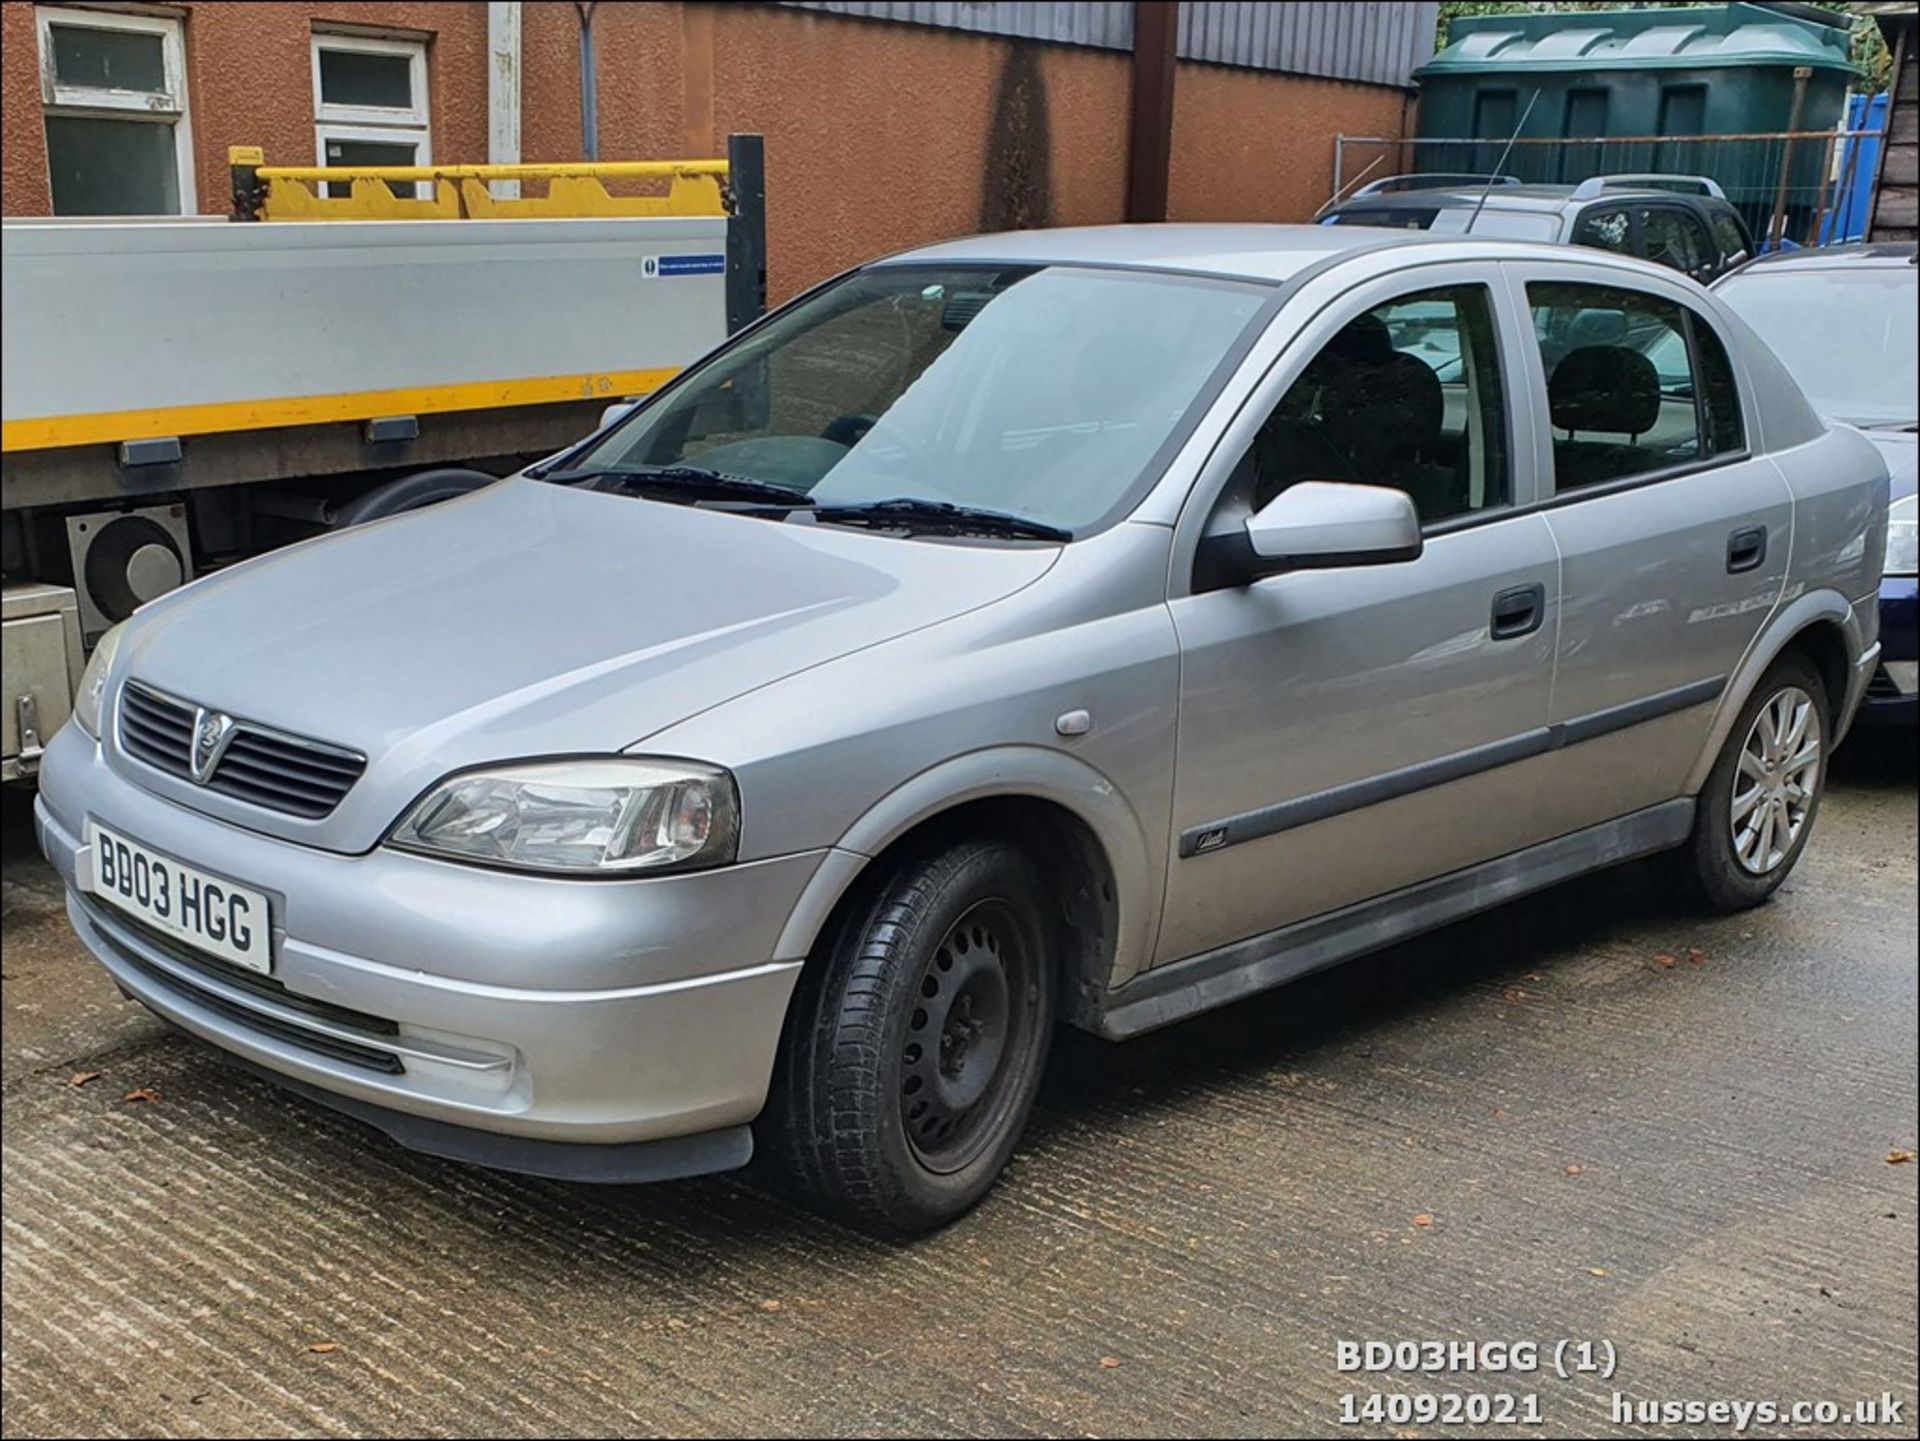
1244;285;1510;524
1639;208;1709;277
321;137;419;197
49;23;167;94
1693;319;1745;455
1716;268;1918;426
1710;211;1751;269
1576;208;1632;253
579;265;1269;535
45;116;179;215
318;47;415;109
1529;282;1703;491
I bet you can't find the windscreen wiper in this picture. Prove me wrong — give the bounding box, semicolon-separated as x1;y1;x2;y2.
538;465;816;508
809;498;1071;542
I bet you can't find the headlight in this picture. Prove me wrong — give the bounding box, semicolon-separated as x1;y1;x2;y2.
1887;494;1918;578
71;621;127;739
389;759;739;875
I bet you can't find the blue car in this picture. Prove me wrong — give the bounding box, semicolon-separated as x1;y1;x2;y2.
1714;244;1919;726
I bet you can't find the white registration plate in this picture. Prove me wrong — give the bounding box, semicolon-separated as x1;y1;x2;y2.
86;822;272;974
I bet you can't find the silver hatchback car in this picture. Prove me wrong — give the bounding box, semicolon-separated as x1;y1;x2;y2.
36;226;1888;1233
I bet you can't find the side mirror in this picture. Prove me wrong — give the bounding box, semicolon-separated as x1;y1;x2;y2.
599;398;642;431
1197;481;1422;590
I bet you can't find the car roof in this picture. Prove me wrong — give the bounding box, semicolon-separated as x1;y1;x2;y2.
873;223;1445;284
1726;241;1919;274
873;222;1697;288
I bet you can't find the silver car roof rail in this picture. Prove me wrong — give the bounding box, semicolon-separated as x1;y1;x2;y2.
1570;174;1727;200
1348;173;1522;199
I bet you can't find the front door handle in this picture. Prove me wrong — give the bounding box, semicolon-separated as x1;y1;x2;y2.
1727;525;1768;574
1491;582;1546;641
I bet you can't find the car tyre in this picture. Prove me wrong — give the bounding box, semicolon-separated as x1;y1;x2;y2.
1678;652;1830;912
766;837;1056;1235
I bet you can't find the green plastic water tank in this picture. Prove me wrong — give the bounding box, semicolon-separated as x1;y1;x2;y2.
1414;3;1858;233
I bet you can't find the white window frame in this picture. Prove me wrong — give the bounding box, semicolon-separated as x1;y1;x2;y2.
312;32;430;130
311;31;430;196
36;5;196;213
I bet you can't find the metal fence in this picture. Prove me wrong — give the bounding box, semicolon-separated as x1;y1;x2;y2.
1331;130;1891;249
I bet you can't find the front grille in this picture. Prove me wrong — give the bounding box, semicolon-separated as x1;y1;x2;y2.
83;899;404;1075
118;682;366;819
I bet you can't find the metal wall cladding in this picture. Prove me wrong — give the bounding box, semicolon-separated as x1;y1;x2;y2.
778;2;1136;52
1178;2;1438;89
778;1;1439;88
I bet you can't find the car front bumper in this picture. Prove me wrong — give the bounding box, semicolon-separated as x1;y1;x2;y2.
1857;576;1918;726
34;722;822;1179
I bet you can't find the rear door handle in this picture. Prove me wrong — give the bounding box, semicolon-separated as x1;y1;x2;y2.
1490;582;1546;641
1727;525;1768;574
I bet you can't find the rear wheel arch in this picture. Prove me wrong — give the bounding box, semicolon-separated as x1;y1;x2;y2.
1685;592;1863;794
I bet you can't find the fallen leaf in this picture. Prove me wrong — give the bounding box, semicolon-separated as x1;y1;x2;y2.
1588;1267;1608;1278
1099;1356;1122;1369
1412;1213;1434;1228
1652;952;1679;969
1503;986;1529;1004
1687;947;1707;965
306;1342;338;1354
1887;1149;1917;1165
122;1088;160;1104
1563;1164;1585;1177
68;1071;100;1088
760;1300;783;1313
1492;1107;1512;1121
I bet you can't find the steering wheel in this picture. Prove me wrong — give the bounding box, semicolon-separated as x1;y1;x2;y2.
819;410;942;481
820;412;881;448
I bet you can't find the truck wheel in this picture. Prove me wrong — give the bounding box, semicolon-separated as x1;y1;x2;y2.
1677;653;1830;912
767;837;1056;1235
331;468;497;527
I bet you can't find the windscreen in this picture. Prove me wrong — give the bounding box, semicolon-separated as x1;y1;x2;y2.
570;264;1270;535
1715;266;1918;426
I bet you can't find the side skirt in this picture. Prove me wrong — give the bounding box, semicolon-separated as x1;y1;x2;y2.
1094;799;1695;1041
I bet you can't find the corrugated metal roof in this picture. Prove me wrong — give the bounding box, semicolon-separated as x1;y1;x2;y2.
1180;2;1438;88
777;2;1439;87
776;2;1135;52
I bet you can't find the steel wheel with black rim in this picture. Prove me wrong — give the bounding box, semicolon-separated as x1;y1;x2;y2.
1678;651;1830;912
765;837;1056;1235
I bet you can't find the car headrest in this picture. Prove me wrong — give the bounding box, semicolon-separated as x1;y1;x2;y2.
1549;345;1660;436
1324;312;1396;365
1372;352;1444;459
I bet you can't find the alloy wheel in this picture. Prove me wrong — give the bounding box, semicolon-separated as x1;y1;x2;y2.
1730;684;1822;876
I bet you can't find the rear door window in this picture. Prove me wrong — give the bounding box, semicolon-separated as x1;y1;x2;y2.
1638;207;1714;279
1527;281;1744;492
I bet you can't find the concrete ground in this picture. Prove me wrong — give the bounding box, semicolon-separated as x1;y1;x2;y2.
2;735;1914;1439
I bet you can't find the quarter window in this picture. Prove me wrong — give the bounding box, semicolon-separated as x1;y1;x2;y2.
1237;285;1510;524
311;33;431;197
1528;281;1744;493
36;7;194;215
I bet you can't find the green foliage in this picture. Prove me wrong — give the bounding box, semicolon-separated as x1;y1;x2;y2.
1434;1;1890;93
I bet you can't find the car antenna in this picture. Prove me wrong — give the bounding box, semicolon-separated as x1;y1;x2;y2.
1464;87;1543;234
